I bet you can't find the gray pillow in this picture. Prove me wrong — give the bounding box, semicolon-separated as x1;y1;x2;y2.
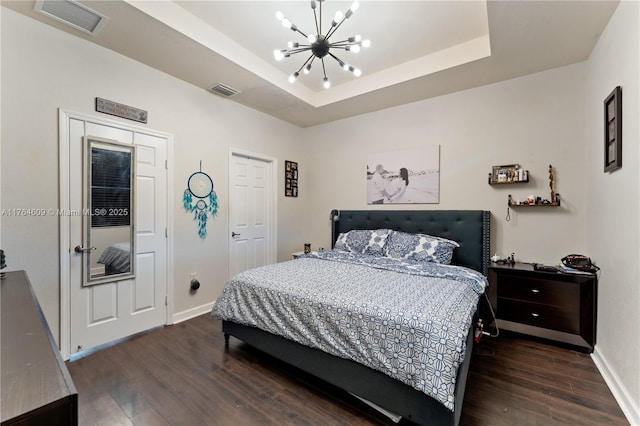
334;229;392;256
385;231;459;264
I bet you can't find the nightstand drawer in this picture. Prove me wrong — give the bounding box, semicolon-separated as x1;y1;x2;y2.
497;276;579;307
498;298;580;334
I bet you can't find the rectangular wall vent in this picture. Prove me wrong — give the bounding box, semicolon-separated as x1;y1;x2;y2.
209;83;241;98
35;0;109;36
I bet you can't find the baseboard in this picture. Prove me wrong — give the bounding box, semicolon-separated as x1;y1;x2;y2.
172;301;215;324
591;346;640;425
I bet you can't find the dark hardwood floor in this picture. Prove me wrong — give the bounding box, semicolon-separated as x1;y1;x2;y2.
66;314;628;426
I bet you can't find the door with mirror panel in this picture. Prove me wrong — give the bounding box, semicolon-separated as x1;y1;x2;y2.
67;118;168;355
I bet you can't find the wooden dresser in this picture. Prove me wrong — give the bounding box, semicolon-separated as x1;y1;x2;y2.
487;262;597;353
1;271;78;425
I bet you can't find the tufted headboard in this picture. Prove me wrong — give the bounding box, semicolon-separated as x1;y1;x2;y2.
330;210;490;276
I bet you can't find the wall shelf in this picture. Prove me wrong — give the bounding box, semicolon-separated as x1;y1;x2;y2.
488;164;528;185
503;165;560;209
508;194;561;207
489;177;530;185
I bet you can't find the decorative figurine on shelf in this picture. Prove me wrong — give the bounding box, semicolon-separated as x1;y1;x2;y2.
549;164;555;203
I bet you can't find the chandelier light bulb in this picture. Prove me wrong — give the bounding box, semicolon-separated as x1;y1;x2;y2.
350;45;361;53
308;34;317;43
281;18;292;29
289;72;299;83
273;49;285;61
323;77;331;89
353;68;361;77
332;11;343;26
362;39;371;48
303;63;312;74
275;11;284;21
345;1;359;19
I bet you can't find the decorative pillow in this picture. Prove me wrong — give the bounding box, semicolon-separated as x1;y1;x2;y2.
334;229;392;256
385;231;459;264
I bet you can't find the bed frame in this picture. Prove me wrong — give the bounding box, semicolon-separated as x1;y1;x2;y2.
223;210;490;425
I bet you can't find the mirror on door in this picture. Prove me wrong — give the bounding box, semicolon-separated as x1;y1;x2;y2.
80;136;135;286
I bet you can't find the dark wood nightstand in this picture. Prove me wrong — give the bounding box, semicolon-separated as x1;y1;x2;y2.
487;262;597;353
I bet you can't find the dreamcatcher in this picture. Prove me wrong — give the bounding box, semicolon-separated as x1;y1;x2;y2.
183;161;218;239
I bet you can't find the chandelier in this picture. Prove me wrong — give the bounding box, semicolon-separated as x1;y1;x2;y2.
273;0;370;89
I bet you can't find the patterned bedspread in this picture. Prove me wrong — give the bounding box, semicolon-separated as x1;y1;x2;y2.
212;250;487;411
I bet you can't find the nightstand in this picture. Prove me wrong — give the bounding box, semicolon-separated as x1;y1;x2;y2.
487;262;597;353
291;251;305;259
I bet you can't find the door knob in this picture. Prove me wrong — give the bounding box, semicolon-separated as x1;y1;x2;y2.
74;245;96;253
231;232;241;237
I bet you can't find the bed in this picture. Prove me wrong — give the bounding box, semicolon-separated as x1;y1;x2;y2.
213;210;490;425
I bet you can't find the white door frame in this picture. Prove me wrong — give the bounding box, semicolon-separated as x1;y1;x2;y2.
228;147;278;277
58;109;174;359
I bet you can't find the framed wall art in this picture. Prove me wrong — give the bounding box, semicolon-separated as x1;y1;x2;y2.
285;160;298;197
366;146;440;204
604;86;622;173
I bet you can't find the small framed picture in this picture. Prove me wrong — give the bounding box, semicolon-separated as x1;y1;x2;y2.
604;86;622;172
284;160;298;197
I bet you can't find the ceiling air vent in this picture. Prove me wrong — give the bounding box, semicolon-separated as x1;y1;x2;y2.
34;0;108;36
209;83;241;98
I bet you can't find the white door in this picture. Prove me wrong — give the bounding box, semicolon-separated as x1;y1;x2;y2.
66;116;168;355
229;153;275;277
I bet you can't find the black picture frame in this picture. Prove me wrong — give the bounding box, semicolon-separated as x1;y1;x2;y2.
285;160;298;197
604;86;622;173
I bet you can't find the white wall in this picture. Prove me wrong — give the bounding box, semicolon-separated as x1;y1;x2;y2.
0;8;307;339
304;63;589;265
585;1;640;423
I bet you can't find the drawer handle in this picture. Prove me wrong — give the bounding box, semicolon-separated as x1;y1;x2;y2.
531;312;540;318
531;288;540;294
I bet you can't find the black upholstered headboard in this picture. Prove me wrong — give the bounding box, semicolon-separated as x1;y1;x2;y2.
330;210;490;275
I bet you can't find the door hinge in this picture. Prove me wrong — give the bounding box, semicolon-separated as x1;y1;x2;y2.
165;160;168;169
165;295;168;306
165;228;168;238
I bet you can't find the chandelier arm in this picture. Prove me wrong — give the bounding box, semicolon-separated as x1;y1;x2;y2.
319;1;323;37
295;54;316;74
285;47;312;56
325;16;348;40
327;51;346;65
321;58;328;79
313;8;320;36
293;27;309;39
329;39;357;46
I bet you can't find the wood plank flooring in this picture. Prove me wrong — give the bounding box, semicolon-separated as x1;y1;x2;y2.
66;314;628;425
